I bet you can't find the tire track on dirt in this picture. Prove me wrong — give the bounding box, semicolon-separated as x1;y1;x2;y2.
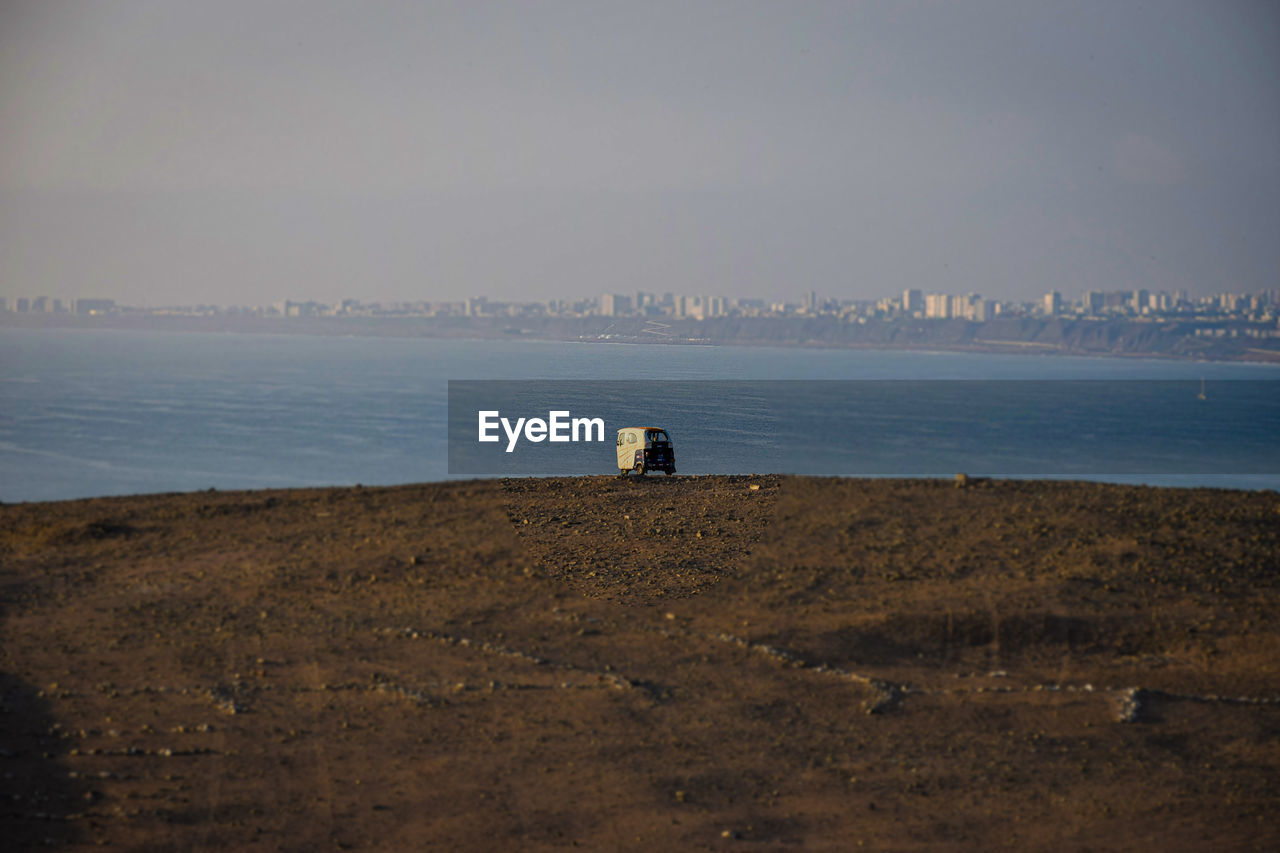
304;660;338;847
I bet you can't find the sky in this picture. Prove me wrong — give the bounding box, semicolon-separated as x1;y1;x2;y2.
1;0;1277;307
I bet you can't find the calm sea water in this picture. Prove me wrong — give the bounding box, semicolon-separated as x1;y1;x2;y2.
2;328;1278;502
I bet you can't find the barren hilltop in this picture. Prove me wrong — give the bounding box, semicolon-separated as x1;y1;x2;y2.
2;476;1278;850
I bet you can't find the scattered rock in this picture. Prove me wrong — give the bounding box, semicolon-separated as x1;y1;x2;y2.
1116;687;1145;723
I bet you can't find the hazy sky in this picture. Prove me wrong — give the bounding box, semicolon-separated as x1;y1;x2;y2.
2;1;1277;307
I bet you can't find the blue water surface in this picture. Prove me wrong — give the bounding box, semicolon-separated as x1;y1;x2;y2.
1;328;1277;501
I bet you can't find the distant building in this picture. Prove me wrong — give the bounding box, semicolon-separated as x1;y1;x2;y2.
1043;291;1062;315
902;289;924;316
1104;291;1130;311
73;298;115;315
1083;291;1105;315
938;293;986;321
16;298;30;313
688;295;707;320
971;298;996;322
925;293;950;319
599;293;631;316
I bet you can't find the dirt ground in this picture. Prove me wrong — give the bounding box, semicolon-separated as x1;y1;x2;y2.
1;475;1277;850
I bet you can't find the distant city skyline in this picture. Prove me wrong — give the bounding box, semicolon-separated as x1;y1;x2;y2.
2;1;1278;308
6;284;1274;326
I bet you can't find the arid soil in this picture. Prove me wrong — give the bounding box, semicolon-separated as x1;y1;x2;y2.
1;476;1277;850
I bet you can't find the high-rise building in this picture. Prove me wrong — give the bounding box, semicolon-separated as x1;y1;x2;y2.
599;293;632;316
678;295;706;320
925;293;950;318
1043;291;1062;315
902;289;924;315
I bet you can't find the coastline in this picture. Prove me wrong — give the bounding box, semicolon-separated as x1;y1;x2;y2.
5;310;1280;364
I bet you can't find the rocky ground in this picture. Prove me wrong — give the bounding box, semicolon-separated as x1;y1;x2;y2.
1;475;1277;850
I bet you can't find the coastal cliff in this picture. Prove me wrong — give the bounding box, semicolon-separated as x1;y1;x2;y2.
7;311;1280;362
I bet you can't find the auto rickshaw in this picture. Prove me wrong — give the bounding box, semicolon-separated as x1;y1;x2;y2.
616;427;676;476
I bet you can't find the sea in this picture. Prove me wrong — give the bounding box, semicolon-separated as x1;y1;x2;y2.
2;327;1278;503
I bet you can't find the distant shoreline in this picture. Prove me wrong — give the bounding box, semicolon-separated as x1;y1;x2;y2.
4;311;1280;364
